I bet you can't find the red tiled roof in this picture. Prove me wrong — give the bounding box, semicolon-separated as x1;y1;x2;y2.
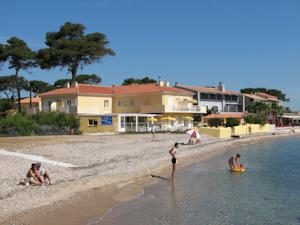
40;83;192;97
20;97;40;104
112;83;193;95
256;92;278;101
244;94;267;101
176;85;241;95
203;113;244;119
40;84;113;96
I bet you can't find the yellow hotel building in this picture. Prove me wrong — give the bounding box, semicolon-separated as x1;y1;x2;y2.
39;81;207;133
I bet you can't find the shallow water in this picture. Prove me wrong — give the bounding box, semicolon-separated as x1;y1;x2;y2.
97;137;300;225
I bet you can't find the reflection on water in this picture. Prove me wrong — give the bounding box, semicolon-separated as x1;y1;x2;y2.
97;137;300;225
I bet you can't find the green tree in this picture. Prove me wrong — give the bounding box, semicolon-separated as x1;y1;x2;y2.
29;80;52;94
246;101;270;115
0;98;14;113
74;74;101;84
0;37;36;112
122;76;157;85
53;79;71;88
269;102;284;125
207;118;223;127
37;22;115;81
226;118;240;127
27;80;52;108
53;74;102;88
0;75;29;103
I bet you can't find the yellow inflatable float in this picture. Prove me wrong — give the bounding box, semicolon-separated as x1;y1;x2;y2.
231;168;246;172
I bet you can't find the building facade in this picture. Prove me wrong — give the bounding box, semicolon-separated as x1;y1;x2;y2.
176;82;245;113
39;82;207;133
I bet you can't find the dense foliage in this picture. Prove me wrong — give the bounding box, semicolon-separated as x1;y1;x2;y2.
226;118;240;127
207;118;223;127
0;112;80;136
53;74;102;88
37;22;115;81
0;37;36;112
244;114;267;126
122;76;157;85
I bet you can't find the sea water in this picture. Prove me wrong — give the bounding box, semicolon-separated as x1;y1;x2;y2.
98;137;300;225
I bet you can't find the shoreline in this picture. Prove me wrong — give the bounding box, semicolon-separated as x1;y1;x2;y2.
1;132;300;225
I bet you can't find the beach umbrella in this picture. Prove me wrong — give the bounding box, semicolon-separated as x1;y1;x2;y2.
160;116;176;121
186;129;201;138
147;117;158;122
182;116;194;121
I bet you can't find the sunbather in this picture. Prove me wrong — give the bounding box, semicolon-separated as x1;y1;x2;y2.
26;163;42;186
36;162;51;185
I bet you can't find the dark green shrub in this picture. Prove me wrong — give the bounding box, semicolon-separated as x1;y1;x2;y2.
0;98;14;113
226;118;240;127
0;113;37;136
244;114;267;126
32;112;79;129
208;118;223;127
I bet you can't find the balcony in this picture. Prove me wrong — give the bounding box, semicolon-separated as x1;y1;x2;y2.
42;106;77;114
140;105;207;114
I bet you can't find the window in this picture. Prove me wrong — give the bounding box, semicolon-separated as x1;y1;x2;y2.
216;94;222;100
88;119;98;126
66;99;72;106
130;99;134;106
118;100;121;107
231;95;238;101
200;93;208;100
208;94;216;100
120;116;125;128
104;100;109;109
225;95;231;101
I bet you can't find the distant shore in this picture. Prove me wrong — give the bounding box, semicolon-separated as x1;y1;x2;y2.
0;129;299;225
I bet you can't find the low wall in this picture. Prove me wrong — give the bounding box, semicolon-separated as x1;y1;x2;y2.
199;127;232;139
201;124;273;138
79;116;118;133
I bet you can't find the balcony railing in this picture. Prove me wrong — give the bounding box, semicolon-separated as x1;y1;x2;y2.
42;106;77;114
140;105;207;113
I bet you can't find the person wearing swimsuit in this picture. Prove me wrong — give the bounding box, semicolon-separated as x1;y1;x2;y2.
169;143;179;181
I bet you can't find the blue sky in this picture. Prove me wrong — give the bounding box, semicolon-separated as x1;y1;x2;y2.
0;0;299;110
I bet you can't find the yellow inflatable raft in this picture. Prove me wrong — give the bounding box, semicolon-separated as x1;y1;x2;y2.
231;168;246;172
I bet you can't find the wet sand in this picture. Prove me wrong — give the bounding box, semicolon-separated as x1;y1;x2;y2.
0;131;299;225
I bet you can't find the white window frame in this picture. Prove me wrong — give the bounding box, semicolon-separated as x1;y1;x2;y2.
88;119;98;127
104;100;109;109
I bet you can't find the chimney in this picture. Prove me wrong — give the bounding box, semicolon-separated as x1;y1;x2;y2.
218;82;225;92
66;82;70;88
71;81;78;87
159;80;170;87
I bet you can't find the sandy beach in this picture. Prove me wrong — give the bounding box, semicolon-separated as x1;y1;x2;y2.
0;129;299;225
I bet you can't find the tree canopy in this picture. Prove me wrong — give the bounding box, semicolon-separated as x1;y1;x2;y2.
240;88;289;102
37;22;115;81
0;37;36;74
0;37;36;112
29;80;53;94
122;76;157;85
53;74;102;88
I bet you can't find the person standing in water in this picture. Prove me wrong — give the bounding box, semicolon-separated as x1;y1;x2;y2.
169;143;179;181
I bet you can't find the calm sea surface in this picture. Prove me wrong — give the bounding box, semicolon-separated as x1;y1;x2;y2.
96;137;300;225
